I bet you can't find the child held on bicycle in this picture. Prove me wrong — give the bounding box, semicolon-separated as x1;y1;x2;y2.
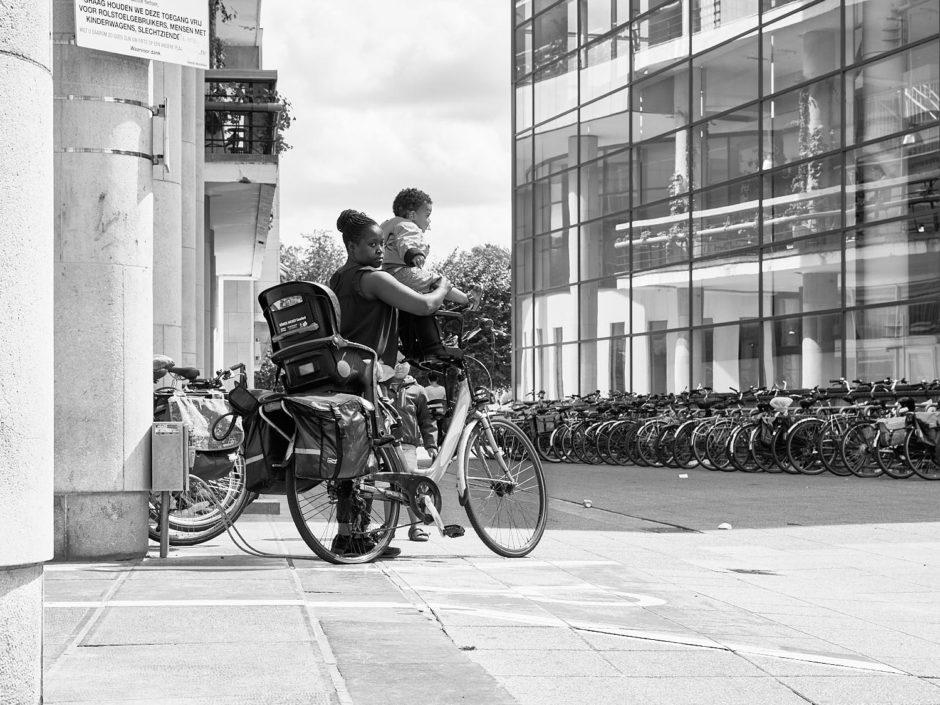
378;188;482;359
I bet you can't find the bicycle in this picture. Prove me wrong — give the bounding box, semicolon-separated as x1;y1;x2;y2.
149;361;253;546
251;281;549;565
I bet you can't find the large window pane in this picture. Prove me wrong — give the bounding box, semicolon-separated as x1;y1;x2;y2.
514;346;534;399
634;1;687;76
581;88;630;152
515;184;533;240
763;312;842;388
516;0;533;25
583;0;634;42
846;229;940;307
763;154;843;243
533;112;577;179
633;329;688;394
692;2;757;53
534;169;576;235
846;0;940;67
762;0;841;97
580;212;631;279
632;264;690;335
691;178;759;257
580;26;632;102
580;279;630;339
693;321;761;392
515;22;533;81
534;287;578;344
846;42;940;146
534;54;578;123
763;77;842;171
846;302;940;383
515;133;533;186
763;234;842;317
846;126;940;231
515;238;534;293
635;132;685;204
535;229;577;290
535;341;579;398
516;295;534;348
516;76;534;132
632;196;690;271
692;106;761;189
581;337;630;395
632;63;690;143
580;149;631;223
692;253;759;325
693;33;758;120
533;0;577;69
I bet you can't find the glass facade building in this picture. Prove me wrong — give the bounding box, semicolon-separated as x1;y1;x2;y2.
512;0;940;397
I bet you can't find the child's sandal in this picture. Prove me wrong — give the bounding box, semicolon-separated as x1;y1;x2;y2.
408;526;430;542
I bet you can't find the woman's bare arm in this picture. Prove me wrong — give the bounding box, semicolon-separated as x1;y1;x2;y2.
361;270;452;315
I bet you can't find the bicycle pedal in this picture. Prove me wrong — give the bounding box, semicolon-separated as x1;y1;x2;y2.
442;524;465;538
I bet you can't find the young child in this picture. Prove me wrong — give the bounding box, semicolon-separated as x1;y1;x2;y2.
387;357;438;542
379;188;482;359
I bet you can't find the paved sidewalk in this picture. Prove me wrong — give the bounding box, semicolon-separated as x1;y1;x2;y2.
43;485;940;705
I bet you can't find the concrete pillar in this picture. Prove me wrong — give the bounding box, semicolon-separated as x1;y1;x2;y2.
195;72;207;369
53;1;153;560
0;2;53;701
181;67;197;367
152;61;183;363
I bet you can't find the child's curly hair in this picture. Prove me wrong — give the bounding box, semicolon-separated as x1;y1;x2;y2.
392;188;432;218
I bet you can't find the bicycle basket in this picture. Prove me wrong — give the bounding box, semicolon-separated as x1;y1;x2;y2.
168;395;244;452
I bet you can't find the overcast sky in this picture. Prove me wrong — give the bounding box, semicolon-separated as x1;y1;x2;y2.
259;1;512;258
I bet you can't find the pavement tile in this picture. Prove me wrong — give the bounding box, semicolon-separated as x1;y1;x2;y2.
113;576;297;602
44;579;116;602
44;642;335;703
321;619;467;664
443;625;593;651
466;647;616;676
338;661;516;705
576;631;712;652
83;605;312;645
743;654;891;677
43;607;91;638
601;648;769;677
781;674;940;705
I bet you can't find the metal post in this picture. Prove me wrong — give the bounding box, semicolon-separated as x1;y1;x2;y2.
159;491;171;558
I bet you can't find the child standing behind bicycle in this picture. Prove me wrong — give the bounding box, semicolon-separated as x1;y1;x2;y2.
379;187;481;358
387;356;438;542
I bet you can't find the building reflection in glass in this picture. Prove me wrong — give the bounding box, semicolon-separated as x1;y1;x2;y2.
513;0;939;396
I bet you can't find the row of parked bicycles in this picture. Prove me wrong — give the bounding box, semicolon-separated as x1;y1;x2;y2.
505;379;940;480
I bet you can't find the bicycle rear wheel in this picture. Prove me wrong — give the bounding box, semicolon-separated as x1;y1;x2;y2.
903;429;940;480
286;447;401;564
461;418;547;558
148;454;251;546
787;418;826;475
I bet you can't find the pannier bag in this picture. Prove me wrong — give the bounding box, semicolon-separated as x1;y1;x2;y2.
168;395;244;482
912;412;940;464
238;389;289;492
283;393;375;481
877;416;907;447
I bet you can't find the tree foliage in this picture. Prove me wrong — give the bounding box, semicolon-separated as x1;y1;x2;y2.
279;230;347;285
437;244;512;389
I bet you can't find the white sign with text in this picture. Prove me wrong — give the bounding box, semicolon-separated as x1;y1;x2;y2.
75;0;209;69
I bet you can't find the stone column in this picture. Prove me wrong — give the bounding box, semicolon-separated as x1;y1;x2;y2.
52;0;153;559
195;71;207;369
152;61;183;363
181;67;197;367
0;2;53;701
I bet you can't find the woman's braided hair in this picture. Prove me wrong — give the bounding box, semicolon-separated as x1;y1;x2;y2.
336;209;378;248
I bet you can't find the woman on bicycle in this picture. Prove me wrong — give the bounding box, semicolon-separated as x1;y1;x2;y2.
328;208;453;557
329;208;453;374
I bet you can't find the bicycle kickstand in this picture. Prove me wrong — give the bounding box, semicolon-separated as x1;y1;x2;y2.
420;496;465;538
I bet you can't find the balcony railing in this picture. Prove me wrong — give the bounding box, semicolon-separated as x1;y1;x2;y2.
204;70;282;157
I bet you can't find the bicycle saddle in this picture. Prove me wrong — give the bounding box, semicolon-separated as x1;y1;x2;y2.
171;366;200;382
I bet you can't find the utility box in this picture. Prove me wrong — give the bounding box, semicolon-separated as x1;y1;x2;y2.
152;421;190;491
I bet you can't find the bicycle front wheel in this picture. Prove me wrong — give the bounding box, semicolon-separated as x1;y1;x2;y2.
461;418;547;558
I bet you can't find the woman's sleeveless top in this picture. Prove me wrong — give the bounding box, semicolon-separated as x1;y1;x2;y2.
329;264;398;366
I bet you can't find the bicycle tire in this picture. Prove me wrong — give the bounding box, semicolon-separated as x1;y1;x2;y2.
148;454;251;546
655;424;679;467
691;419;717;469
286;446;401;564
704;420;735;471
635;420;664;467
840;422;883;478
605;420;636;466
461;418;547;557
818;417;854;477
770;424;797;473
903;428;940;480
552;423;575;463
535;430;561;463
750;423;779;473
671;420;699;469
728;422;759;472
876;432;913;479
594;421;619;465
786;418;826;475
